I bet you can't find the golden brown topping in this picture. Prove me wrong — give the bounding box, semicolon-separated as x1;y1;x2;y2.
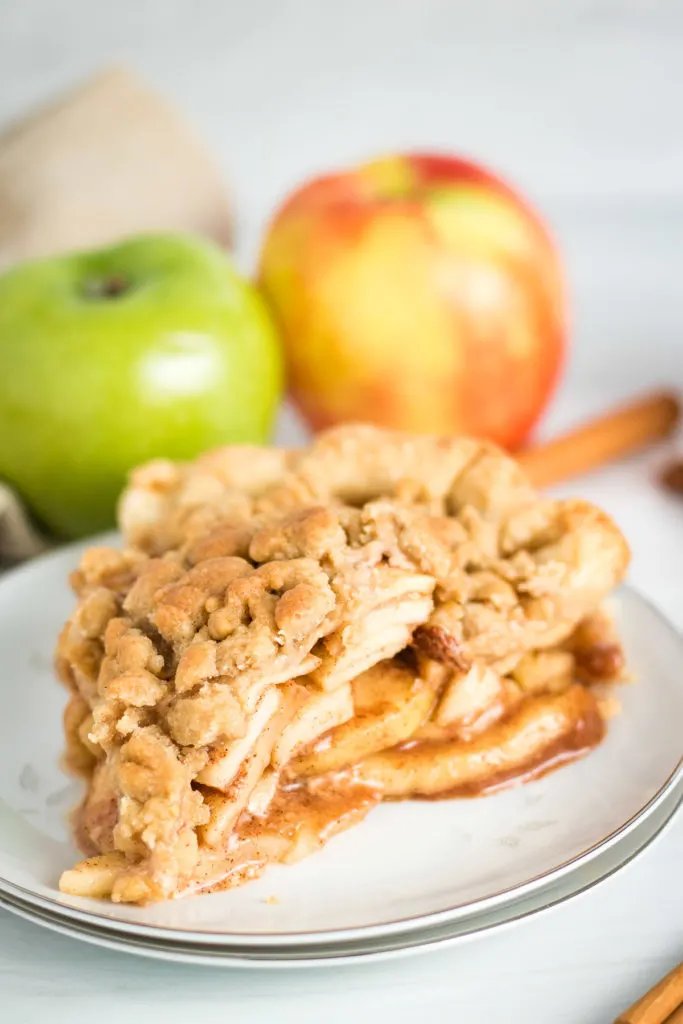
70;546;146;596
166;684;247;747
149;557;253;647
184;521;255;564
63;694;101;776
174;641;218;693
257;424;482;513
206;558;335;655
249;506;345;564
122;559;185;620
119;446;291;554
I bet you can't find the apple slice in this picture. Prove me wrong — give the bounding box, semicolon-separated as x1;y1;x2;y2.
434;664;505;728
308;574;435;692
197;684;307;845
511;649;575;695
354;684;603;798
196;686;283;792
289;659;439;778
271;683;354;769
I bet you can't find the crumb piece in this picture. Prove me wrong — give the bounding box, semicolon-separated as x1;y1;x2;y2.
597;694;621;720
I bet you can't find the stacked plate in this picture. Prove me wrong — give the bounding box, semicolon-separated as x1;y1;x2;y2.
0;543;681;967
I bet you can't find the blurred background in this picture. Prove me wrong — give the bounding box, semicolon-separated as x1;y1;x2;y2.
0;0;681;596
1;0;679;431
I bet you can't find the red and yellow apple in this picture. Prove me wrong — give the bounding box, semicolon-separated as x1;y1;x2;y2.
259;152;565;449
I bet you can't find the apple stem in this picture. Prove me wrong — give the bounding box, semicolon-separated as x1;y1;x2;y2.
83;273;129;299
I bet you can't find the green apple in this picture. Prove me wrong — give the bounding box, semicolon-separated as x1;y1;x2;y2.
0;234;284;538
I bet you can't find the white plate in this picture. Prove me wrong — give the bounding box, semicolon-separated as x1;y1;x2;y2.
0;540;681;949
1;780;679;967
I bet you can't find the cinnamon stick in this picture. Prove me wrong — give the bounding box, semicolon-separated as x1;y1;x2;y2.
614;961;683;1024
519;391;680;488
661;458;683;495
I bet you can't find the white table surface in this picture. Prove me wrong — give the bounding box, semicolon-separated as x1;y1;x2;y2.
1;1;682;1020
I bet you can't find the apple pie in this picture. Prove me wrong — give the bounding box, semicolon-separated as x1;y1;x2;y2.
57;425;629;904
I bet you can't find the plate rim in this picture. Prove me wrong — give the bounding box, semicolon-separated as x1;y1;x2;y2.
4;748;680;946
0;541;681;945
1;781;680;966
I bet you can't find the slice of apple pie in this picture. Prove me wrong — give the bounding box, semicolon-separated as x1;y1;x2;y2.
57;425;629;904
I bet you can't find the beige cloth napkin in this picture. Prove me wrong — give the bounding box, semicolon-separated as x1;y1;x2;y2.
0;65;233;266
0;484;50;563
